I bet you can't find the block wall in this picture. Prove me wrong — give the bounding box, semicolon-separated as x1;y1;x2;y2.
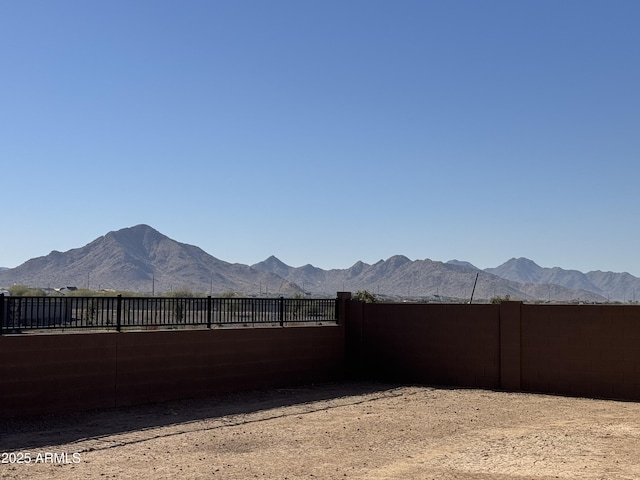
348;300;640;401
0;325;344;418
521;304;640;400
347;302;501;389
5;298;640;418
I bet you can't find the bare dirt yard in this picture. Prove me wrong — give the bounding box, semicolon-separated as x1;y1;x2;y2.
2;382;640;480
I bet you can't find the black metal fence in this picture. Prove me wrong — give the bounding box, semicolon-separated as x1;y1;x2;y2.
0;295;339;333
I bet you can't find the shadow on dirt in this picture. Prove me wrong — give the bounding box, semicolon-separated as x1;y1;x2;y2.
0;381;402;451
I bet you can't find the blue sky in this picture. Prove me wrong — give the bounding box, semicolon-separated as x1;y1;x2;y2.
2;1;639;275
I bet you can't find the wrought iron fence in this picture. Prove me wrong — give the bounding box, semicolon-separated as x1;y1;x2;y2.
0;295;338;333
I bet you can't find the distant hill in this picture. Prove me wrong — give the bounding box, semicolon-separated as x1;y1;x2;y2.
0;225;299;295
1;225;637;302
485;257;640;302
446;260;481;270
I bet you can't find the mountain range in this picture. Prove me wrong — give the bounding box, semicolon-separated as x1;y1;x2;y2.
1;225;638;302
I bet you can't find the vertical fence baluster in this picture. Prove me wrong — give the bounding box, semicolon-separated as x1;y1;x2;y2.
0;293;4;335
116;294;122;332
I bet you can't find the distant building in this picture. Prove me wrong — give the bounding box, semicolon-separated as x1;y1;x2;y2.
55;286;78;295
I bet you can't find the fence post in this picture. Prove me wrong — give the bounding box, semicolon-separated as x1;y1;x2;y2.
336;292;352;325
207;296;212;329
116;294;122;332
0;293;4;335
279;296;284;327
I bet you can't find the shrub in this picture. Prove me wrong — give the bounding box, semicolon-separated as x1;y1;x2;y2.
490;294;511;304
8;285;44;296
354;290;379;303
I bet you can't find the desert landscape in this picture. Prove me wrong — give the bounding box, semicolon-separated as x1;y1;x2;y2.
2;382;639;480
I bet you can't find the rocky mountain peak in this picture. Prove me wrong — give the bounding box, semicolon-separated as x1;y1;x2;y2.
252;256;292;278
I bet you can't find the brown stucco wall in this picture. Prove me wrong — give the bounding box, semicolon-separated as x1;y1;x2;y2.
5;298;640;418
346;302;501;389
521;304;640;400
0;325;344;418
347;300;640;401
0;333;118;417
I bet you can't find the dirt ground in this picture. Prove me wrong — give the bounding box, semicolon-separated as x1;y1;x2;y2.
2;382;640;480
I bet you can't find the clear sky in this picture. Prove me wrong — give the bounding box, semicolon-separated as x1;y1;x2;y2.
1;1;639;275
